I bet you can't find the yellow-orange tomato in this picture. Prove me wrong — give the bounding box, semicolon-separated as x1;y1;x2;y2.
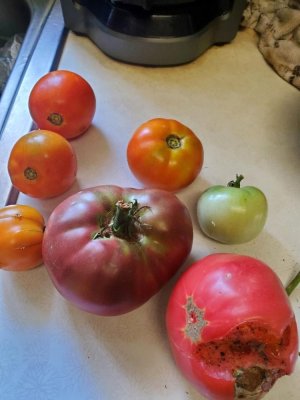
8;129;77;198
127;118;204;192
0;205;45;271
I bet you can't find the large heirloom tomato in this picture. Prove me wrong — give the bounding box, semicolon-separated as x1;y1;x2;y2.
42;185;193;316
0;205;45;271
166;254;298;400
28;70;96;139
127;118;204;192
8;129;77;198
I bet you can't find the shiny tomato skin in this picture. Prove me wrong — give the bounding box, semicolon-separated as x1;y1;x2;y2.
166;254;298;400
42;185;193;316
127;118;204;192
28;70;96;139
8;129;77;198
197;176;268;244
0;205;45;271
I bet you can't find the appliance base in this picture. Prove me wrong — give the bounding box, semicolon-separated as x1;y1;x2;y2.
60;0;247;66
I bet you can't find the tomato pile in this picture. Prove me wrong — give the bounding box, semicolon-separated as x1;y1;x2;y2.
1;69;299;399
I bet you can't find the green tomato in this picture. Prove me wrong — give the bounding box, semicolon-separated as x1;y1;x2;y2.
197;175;268;244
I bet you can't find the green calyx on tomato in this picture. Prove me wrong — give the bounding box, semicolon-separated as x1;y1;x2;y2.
92;199;149;241
197;174;268;244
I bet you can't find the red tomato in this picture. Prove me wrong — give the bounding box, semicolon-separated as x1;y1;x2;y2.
28;70;96;139
166;254;298;400
0;205;45;271
8;129;77;198
42;185;193;316
127;118;204;191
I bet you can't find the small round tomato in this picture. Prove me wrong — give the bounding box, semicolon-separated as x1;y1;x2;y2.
127;118;204;191
166;254;298;400
28;70;96;139
197;175;268;244
8;129;77;198
0;205;45;271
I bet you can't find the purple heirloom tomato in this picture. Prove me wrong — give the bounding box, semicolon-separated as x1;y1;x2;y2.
42;185;193;316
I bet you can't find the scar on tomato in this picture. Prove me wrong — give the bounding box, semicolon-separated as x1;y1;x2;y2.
184;296;207;342
193;320;292;398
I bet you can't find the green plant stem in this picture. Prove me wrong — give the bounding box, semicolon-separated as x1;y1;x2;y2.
286;271;300;296
228;174;244;188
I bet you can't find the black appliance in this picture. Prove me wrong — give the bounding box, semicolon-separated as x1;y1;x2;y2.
60;0;247;65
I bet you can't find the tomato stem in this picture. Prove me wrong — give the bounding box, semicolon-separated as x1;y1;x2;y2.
286;271;300;296
166;134;182;149
228;174;244;188
93;199;150;241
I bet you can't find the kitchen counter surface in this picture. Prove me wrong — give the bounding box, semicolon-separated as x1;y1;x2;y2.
1;27;300;399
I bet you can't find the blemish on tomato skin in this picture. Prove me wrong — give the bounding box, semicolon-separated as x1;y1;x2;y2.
184;296;207;343
192;321;292;399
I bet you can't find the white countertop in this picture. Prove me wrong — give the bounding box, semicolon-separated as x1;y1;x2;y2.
1;28;299;399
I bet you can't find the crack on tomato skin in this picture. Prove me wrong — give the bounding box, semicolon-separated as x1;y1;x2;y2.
184;296;207;343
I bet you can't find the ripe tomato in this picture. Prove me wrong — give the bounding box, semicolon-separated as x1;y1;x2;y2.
28;70;96;139
127;118;204;191
0;205;45;271
8;129;77;198
197;175;268;244
166;254;298;400
42;185;193;316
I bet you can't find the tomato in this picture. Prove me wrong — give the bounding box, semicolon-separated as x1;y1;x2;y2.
127;118;204;191
197;175;267;244
0;205;45;271
42;185;193;316
8;129;77;198
28;70;96;139
166;254;298;400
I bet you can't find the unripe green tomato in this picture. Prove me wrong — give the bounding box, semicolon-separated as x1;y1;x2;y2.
196;175;268;244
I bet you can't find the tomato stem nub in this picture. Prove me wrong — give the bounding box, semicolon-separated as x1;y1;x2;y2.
47;112;63;126
228;174;244;188
166;134;182;149
24;167;38;180
286;271;300;296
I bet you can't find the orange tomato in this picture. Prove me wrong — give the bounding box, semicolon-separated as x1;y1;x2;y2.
8;129;77;198
28;70;96;139
0;205;45;271
127;118;204;191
